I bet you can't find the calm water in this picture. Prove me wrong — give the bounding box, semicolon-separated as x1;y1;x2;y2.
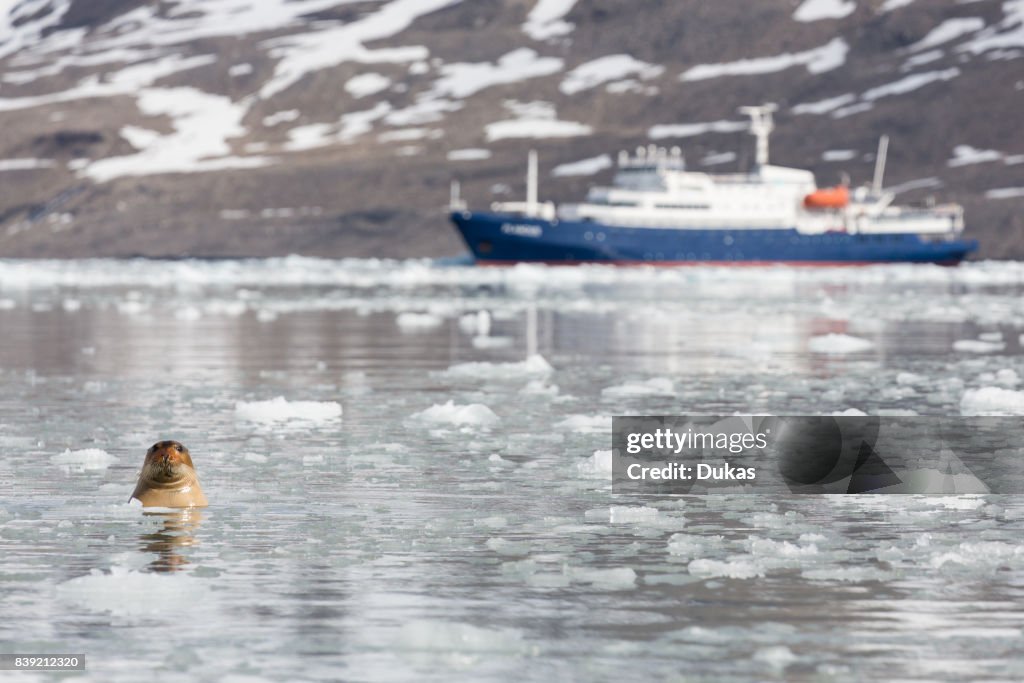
2;258;1024;682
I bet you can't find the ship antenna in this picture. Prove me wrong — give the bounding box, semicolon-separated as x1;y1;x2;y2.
872;135;889;196
738;103;777;168
527;149;538;217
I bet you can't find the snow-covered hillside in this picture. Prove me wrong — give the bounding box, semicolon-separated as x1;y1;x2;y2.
0;0;1021;257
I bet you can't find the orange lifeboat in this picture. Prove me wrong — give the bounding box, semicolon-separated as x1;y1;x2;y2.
803;186;850;210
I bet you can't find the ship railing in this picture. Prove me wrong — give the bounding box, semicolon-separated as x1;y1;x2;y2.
490;200;557;221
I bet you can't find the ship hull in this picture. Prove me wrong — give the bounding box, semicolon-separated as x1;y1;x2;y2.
450;211;977;265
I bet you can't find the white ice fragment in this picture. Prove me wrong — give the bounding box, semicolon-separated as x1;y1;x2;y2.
953;339;1005;353
960;387;1024;415
444;354;553;379
688;558;764;579
395;312;444;331
601;377;675;398
807;333;874;354
555;414;612;433
576;449;612;478
412;400;500;426
51;448;117;473
609;505;659;523
235;396;342;423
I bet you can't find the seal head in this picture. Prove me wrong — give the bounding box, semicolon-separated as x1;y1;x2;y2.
130;440;208;508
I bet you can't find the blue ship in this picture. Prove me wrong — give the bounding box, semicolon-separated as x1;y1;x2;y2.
449;105;977;266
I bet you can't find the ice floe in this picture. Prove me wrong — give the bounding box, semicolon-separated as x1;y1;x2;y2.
57;565;215;618
235;396;342;423
960;387;1024;415
807;333;874;354
51;448;117;473
601;377;675;398
576;449;612;478
953;339;1005;353
444;354;553;379
395;312;445;331
555;415;612;433
412;400;500;426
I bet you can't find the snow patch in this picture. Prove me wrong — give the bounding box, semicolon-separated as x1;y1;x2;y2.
792;93;856;116
948;145;1004;167
681;38;848;81
559;54;663;95
485;100;591;142
345;72;392;98
793;0;856;22
822;149;857;161
552;154;612;177
83;87;267;182
911;17;986;51
523;0;578;41
986;187;1024;199
862;68;960;101
429;49;564;99
648;120;747;140
0;158;55;171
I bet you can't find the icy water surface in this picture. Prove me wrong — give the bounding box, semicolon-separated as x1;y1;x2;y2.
2;258;1024;682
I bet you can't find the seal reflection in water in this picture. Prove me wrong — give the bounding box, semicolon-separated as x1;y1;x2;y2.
140;510;203;573
130;440;208;508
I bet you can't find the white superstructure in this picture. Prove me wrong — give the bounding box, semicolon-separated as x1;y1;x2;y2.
489;104;964;237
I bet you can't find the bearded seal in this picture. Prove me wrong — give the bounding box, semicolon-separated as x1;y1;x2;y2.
130;441;208;508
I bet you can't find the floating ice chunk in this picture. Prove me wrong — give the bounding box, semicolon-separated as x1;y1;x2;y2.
412;400;500;426
444;354;553;379
995;369;1021;387
235;396;342;422
555;414;612;433
896;371;926;385
609;505;658;523
979;331;1003;342
472;335;514;349
953;339;1005;353
793;0;855;22
807;333;874;354
754;645;798;668
51;448;117;473
802;566;894;582
667;534;725;557
960;387;1024;415
57;565;214;617
174;306;201;321
577;449;612;478
601;377;674;398
829;408;867;416
486;537;530;557
688;558;764;579
395;312;444;331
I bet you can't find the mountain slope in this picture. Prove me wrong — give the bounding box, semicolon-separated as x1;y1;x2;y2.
0;0;1022;258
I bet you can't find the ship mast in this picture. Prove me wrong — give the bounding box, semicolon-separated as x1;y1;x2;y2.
738;103;777;168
